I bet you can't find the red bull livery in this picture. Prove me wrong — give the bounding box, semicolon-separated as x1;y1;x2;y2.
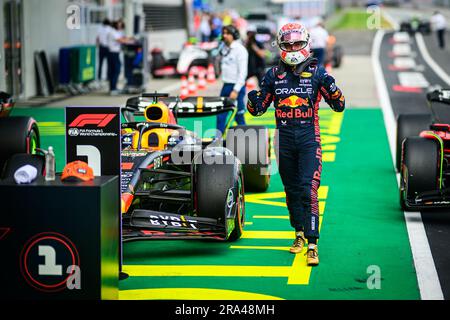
247;56;345;245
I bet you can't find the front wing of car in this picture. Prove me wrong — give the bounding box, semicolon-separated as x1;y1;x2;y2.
122;209;227;241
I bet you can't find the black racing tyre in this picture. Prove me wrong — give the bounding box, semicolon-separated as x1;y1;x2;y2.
226;125;271;192
396;114;431;172
151;73;164;79
401;137;439;209
195;149;244;240
0;116;40;171
332;45;343;68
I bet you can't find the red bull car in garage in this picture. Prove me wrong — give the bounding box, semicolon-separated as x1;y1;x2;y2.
120;93;271;242
398;89;450;210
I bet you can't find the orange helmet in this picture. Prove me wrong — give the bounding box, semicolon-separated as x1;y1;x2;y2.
61;160;94;182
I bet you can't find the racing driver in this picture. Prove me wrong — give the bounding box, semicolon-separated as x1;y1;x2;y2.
247;23;345;266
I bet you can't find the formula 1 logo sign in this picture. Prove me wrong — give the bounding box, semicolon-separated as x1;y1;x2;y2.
20;232;81;292
69;114;116;128
66;107;120;176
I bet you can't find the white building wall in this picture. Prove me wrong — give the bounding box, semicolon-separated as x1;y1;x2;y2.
140;0;189;54
21;0;95;98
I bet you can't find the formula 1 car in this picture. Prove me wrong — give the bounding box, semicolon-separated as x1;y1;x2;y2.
399;17;431;35
398;88;450;210
150;41;220;78
0;91;42;179
120;92;271;241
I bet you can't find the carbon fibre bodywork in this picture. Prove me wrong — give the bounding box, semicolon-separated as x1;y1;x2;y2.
121;93;245;241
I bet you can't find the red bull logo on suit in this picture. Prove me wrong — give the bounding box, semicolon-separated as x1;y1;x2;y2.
276;107;313;119
278;95;309;108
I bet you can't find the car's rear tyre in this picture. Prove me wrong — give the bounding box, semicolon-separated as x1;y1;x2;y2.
226;125;271;192
194;149;244;240
0;116;40;171
332;45;343;68
401;137;440;209
396;113;431;172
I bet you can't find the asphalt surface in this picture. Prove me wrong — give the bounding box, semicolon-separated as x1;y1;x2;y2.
379;30;450;299
422;31;450;77
333;30;377;56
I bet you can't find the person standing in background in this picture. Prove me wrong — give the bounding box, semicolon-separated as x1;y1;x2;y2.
107;20;132;95
309;18;329;67
430;11;447;49
210;14;223;41
246;25;267;84
96;18;111;81
217;24;248;134
200;12;211;42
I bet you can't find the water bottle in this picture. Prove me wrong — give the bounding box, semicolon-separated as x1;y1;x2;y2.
45;146;55;181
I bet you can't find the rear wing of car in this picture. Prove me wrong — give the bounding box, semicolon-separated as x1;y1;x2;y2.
122;93;238;138
124;94;236;118
426;89;450;123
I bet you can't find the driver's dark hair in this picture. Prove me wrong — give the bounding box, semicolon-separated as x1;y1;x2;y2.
222;25;240;40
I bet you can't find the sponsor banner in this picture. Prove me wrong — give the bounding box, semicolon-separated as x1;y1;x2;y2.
66;107;121;176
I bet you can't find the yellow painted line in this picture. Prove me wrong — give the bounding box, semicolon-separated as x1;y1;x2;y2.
288;252;311;285
253;215;289;219
39;131;65;136
246;199;287;208
246;201;325;214
197;96;203;112
323;152;335;162
322;144;336;151
321;134;341;145
119;288;284;300
230;245;291;251
245;187;328;208
244;221;253;225
328;111;344;135
241;230;294;239
246;188;328;202
123;265;293;278
38;122;65;126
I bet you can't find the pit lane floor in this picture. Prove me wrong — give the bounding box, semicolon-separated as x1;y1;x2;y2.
376;29;450;299
12;106;420;299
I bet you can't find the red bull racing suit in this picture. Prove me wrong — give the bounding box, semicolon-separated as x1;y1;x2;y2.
247;58;345;241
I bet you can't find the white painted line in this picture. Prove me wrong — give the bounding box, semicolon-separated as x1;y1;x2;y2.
393;32;410;43
372;30;444;300
372;30;396;162
415;33;450;86
398;72;430;88
393;43;412;56
394;57;416;69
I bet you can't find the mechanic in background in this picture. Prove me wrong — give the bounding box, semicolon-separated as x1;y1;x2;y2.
216;24;248;134
96;18;112;81
107;20;133;95
200;12;211;42
430;11;447;49
247;23;345;266
246;25;267;84
309;18;329;67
